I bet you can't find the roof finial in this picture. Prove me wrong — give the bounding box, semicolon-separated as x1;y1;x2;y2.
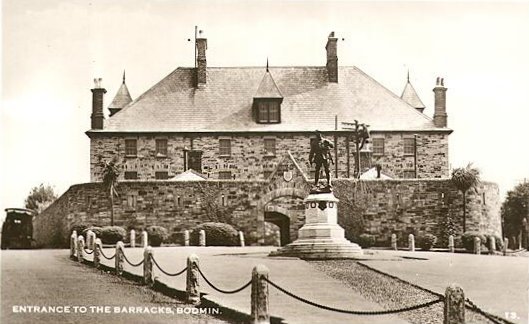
407;69;410;82
122;70;126;84
266;57;269;72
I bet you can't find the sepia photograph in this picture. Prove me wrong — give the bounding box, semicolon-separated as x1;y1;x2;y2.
1;0;528;323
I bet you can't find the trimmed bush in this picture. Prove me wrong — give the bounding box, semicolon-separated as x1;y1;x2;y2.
81;226;103;240
356;234;376;248
146;226;169;247
190;222;238;246
417;234;437;251
100;226;126;245
461;231;487;252
70;223;88;237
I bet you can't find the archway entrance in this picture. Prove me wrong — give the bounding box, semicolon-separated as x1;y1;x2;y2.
264;212;290;246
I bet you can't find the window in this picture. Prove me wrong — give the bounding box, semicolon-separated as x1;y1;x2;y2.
219;171;232;179
219;139;231;156
403;138;415;156
124;171;138;180
155;139;167;157
125;139;137;156
264;138;276;156
372;138;385;156
155;171;168;180
257;101;280;123
402;170;416;179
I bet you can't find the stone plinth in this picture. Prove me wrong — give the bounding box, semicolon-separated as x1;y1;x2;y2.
270;192;362;259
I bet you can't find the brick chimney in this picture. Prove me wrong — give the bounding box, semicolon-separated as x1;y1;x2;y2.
196;32;207;87
326;32;338;83
91;78;106;130
433;77;447;128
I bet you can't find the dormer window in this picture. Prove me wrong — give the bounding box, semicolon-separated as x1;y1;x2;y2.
257;100;281;123
253;67;283;124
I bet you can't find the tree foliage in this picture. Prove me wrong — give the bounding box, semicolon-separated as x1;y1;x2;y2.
451;163;480;232
24;183;58;213
101;158;120;226
501;181;529;238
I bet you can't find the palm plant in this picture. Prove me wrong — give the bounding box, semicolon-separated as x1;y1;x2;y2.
451;163;480;232
102;158;120;226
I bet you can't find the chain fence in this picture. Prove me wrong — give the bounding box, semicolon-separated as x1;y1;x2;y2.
197;267;252;294
151;255;187;277
122;251;144;267
466;298;515;324
96;245;116;260
83;248;94;255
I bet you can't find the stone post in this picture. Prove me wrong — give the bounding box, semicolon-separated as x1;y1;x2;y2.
77;236;85;263
444;284;465;324
391;234;397;251
115;241;125;276
503;238;508;256
184;230;190;246
141;231;148;248
130;230;136;248
70;231;77;258
186;254;200;305
239;231;245;247
199;230;206;247
251;264;270;324
94;238;102;269
143;246;154;286
489;236;496;255
523;218;528;249
448;235;455;253
474;237;481;255
408;234;415;252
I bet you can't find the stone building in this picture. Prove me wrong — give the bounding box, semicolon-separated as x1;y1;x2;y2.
32;31;502;248
87;32;451;182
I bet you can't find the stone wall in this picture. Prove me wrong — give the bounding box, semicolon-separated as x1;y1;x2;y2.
34;176;500;249
89;131;449;182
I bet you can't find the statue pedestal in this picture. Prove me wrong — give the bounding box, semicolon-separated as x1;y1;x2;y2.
270;192;363;259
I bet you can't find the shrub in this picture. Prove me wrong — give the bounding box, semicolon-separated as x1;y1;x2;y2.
356;234;376;248
190;222;238;246
417;234;437;251
70;223;88;237
82;226;103;240
461;231;487;252
146;226;169;247
100;226;126;245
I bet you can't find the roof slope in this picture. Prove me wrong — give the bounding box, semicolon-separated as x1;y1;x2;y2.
109;82;133;110
254;71;283;98
400;81;426;110
99;66;447;133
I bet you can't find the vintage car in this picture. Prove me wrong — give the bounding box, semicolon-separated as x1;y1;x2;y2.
1;208;36;249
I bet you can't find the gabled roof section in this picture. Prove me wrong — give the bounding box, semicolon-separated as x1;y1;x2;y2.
170;169;207;181
254;70;283;99
97;66;450;133
108;72;133;111
401;80;426;111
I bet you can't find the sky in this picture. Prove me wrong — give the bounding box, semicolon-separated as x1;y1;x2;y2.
1;0;529;220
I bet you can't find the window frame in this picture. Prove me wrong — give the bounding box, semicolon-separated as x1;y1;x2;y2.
264;138;276;156
155;171;169;180
256;100;281;124
372;138;385;156
155;138;168;157
218;171;232;180
403;138;415;156
402;170;416;179
124;171;138;180
219;138;231;157
125;139;138;157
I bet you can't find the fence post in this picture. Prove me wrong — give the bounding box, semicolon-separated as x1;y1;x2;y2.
184;230;190;246
444;284;465;324
141;231;148;248
115;241;125;276
239;231;245;247
130;230;136;248
199;230;206;247
186;254;200;305
70;231;77;259
473;237;481;255
251;264;270;324
503;238;508;256
408;234;415;252
94;238;102;269
448;235;455;253
143;246;154;286
77;236;85;263
489;236;496;254
391;234;397;251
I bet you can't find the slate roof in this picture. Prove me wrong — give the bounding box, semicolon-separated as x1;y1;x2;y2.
400;81;426;110
108;80;133;110
254;71;283;98
97;66;450;133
